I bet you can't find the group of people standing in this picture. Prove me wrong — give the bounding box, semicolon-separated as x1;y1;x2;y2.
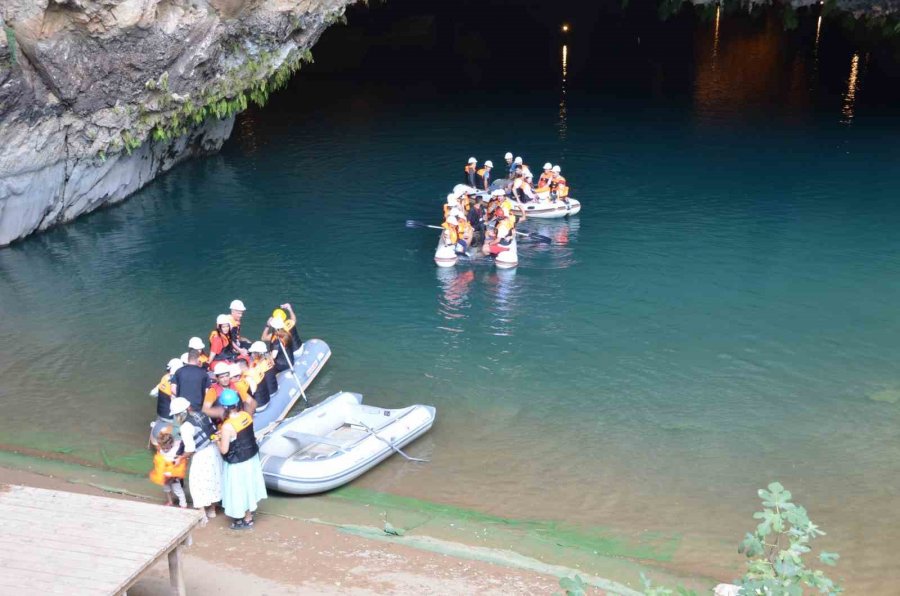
464;153;570;203
148;299;302;530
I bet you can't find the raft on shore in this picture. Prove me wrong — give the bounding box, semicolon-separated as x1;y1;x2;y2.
258;391;436;495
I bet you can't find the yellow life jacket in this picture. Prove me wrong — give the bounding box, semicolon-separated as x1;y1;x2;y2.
442;221;459;244
157;373;173;396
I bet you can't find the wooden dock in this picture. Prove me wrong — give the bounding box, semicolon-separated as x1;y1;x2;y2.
2;484;203;595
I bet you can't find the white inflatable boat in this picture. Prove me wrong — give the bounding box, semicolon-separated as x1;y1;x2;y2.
258;391;436;495
493;235;518;269
512;197;581;219
434;230;459;267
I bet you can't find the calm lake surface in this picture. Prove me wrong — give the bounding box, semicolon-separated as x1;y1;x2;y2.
2;2;899;590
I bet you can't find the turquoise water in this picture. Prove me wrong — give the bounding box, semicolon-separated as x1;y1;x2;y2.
3;4;900;590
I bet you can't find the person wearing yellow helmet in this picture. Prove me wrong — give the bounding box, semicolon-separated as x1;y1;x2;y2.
262;303;300;373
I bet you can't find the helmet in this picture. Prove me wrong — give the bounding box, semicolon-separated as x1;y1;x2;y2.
449;207;462;218
504;152;513;160
213;362;231;376
543;162;552;170
229;363;242;378
270;317;285;330
249;341;268;354
188;336;204;350
514;156;523;165
169;397;191;416
446;193;458;205
453;184;470;194
180;352;190;363
167;358;184;373
216;314;230;326
552;165;561;173
272;308;288;321
446;215;458;226
524;173;533;181
219;388;239;407
467;157;477;164
491;189;506;197
229;299;246;311
485;160;493;168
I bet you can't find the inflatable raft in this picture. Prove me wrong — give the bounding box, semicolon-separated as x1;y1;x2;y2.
258;391;436;495
512;197;581;219
253;338;332;434
493;235;518;269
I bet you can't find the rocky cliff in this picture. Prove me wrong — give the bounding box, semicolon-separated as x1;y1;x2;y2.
0;0;352;246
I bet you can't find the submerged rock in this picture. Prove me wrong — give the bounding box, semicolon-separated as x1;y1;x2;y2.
0;0;352;246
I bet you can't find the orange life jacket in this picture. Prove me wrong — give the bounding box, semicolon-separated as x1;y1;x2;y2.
247;356;273;386
538;172;554;189
148;450;187;485
556;176;569;197
464;164;476;176
456;218;471;237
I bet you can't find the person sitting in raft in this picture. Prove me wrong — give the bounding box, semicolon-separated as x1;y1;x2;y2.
202;362;256;420
209;314;240;364
453;209;473;254
475;160;493;192
150;358;183;446
512;156;524;179
227;299;251;353
149;425;188;508
172;348;212;413
464;157;478;188
216;388;268;531
505;152;515;179
482;212;515;257
551;165;569;201
246;341;278;413
443;191;459;219
537;162;554;189
513;171;538;203
188;336;210;369
169;397;223;524
467;195;487;245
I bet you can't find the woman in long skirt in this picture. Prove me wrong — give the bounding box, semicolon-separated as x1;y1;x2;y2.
216;389;267;530
170;398;223;523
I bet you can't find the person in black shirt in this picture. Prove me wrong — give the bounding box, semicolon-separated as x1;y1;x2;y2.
171;349;212;411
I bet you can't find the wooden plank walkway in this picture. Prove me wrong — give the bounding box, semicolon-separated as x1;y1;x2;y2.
1;484;203;595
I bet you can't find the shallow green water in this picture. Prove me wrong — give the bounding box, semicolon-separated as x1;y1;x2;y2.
2;4;900;591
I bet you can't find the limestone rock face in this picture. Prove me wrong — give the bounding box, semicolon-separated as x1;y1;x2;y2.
0;0;352;246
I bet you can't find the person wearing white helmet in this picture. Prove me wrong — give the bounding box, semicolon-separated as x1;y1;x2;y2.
169;396;223;523
186;336;210;369
202;361;255;420
228;299;251;353
149;357;184;446
512;167;538;204
551;165;569;201
476;160;494;192
538;162;554;189
246;340;278;412
464;157;478;188
171;348;212;411
443;191;460;219
209;314;240;364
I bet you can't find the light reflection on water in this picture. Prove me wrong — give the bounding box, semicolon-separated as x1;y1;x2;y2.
841;53;860;125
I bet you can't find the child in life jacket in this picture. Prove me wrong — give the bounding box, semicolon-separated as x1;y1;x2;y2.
149;426;188;507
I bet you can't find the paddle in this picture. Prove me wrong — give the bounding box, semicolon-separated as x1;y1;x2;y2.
407;219;551;246
355;419;430;463
276;340;310;407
